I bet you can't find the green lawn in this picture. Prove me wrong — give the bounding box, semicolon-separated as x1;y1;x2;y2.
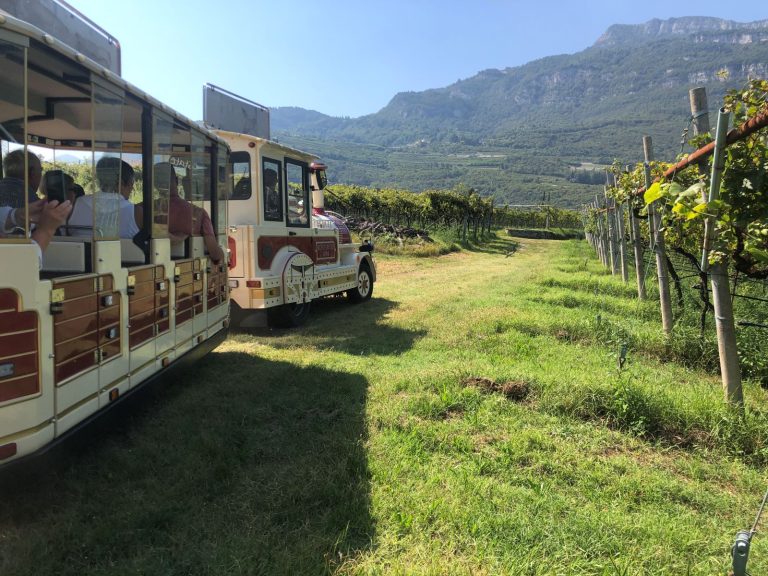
2;233;767;575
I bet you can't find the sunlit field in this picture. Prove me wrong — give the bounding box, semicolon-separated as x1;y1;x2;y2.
2;234;766;575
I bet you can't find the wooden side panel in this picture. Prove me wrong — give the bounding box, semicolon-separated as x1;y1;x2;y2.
97;286;121;363
128;265;168;349
53;274;121;383
53;277;98;384
207;261;228;310
174;259;205;328
0;289;39;403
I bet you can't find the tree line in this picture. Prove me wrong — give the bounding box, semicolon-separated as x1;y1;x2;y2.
324;183;582;240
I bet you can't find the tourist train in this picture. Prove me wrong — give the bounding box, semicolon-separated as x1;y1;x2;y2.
0;1;375;466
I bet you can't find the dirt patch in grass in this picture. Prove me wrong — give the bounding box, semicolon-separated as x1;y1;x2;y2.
462;376;530;402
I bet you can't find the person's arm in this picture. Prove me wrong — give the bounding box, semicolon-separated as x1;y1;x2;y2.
198;209;225;263
203;233;225;264
31;200;72;252
3;200;47;232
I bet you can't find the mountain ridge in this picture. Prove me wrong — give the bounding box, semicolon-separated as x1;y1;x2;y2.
272;17;768;208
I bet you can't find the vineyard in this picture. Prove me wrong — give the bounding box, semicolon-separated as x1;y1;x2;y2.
324;183;582;244
319;77;768;413
584;79;768;407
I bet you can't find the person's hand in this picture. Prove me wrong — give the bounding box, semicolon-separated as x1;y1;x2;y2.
27;199;47;224
38;200;72;231
31;200;72;251
8;199;46;229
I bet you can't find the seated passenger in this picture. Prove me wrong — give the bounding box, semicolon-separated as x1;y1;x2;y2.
1;199;72;265
67;157;140;238
263;168;281;220
232;176;251;199
70;183;85;204
41;170;85;205
154;162;224;263
0;150;42;208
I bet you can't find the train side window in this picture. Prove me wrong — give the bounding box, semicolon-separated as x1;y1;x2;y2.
216;144;229;235
285;160;309;227
230;151;251;200
262;158;282;222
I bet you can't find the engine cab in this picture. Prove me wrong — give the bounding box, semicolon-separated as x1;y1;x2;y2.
203;85;375;327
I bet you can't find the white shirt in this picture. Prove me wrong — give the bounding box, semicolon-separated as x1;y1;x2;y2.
67;193;139;238
1;205;15;233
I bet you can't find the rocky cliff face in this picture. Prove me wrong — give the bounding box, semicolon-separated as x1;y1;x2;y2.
595;16;768;46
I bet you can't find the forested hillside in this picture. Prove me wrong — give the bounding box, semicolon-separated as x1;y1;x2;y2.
272;17;768;208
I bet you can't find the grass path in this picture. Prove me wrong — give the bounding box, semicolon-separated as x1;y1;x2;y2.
2;234;766;575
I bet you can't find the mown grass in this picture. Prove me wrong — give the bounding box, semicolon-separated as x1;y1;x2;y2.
506;227;584;240
356;227;497;258
2;232;768;575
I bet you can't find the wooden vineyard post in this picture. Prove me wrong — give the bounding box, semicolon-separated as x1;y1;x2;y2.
643;136;673;336
627;165;647;299
595;196;608;268
611;171;629;283
592;201;603;262
586;204;598;253
703;109;743;406
690;87;710;140
690;87;713;209
604;175;619;275
593;198;601;265
616;200;628;282
629;198;646;299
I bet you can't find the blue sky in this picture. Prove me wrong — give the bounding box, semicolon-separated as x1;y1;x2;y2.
64;0;766;120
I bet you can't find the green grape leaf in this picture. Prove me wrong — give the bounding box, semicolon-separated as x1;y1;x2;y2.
644;182;663;205
692;203;709;214
680;182;706;199
667;182;683;197
748;248;768;264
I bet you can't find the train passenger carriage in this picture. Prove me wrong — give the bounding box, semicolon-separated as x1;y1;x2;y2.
0;9;230;466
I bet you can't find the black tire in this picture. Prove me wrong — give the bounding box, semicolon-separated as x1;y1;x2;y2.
268;301;311;328
347;263;373;303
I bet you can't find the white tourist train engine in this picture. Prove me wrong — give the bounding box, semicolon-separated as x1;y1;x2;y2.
204;85;376;328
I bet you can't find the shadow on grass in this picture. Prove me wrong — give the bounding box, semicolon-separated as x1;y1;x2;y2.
0;353;373;575
458;234;520;256
235;296;427;356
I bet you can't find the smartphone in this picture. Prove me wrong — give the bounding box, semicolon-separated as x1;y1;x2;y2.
44;170;67;203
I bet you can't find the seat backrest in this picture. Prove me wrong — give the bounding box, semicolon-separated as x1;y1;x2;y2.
41;237;89;273
120;238;145;264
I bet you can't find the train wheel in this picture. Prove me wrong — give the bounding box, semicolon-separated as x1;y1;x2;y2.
347;262;373;303
268;301;311;328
